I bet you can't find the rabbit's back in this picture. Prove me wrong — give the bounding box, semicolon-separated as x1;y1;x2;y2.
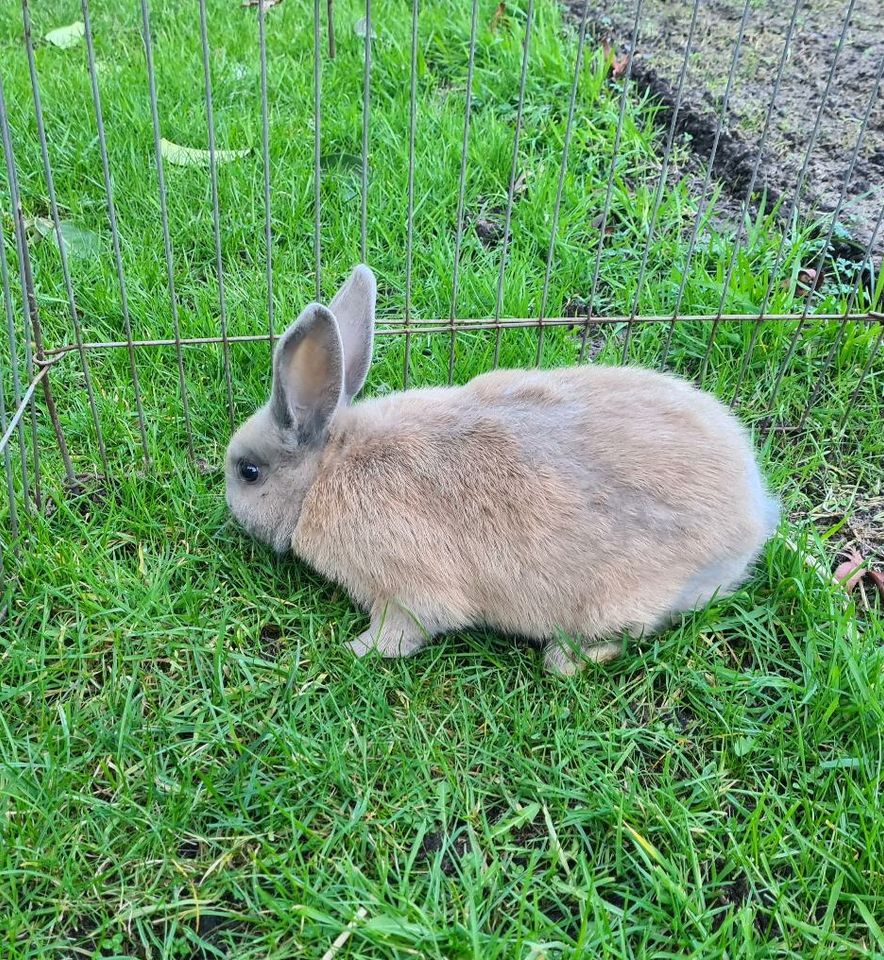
294;365;776;642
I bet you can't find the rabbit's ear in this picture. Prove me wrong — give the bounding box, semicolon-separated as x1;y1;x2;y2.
329;264;376;403
270;304;343;443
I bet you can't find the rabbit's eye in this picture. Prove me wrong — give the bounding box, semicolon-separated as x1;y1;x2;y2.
238;459;261;483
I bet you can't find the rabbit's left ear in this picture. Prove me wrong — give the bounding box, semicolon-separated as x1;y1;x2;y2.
270;304;343;444
329;264;376;403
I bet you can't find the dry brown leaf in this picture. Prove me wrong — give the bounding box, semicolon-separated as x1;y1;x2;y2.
834;546;867;593
591;212;616;236
782;266;822;297
797;267;818;286
489;2;507;34
513;171;528;195
612;53;630;80
867;569;884;601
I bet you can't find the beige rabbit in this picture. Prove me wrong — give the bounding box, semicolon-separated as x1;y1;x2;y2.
225;265;779;674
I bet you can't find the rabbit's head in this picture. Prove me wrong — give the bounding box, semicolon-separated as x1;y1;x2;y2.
225;265;376;551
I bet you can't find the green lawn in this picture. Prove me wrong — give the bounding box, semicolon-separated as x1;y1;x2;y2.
1;0;883;957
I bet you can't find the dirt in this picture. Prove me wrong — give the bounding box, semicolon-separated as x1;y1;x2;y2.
564;0;884;261
259;622;284;660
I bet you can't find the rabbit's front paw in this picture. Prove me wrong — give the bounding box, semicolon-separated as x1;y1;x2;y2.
543;639;623;675
347;600;431;659
348;628;426;658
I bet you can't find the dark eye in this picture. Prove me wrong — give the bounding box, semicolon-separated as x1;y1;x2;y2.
238;459;261;483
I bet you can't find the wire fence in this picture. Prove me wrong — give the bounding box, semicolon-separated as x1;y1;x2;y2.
0;0;882;564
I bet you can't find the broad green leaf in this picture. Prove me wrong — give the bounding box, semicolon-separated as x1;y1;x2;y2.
353;16;377;39
45;21;85;48
27;217;102;259
160;138;250;167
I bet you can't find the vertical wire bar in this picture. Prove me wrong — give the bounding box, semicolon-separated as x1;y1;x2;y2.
664;0;752;364
23;0;107;476
729;0;857;407
693;0;802;379
797;198;884;428
1;101;74;486
258;0;275;352
0;240;22;535
314;0;322;299
141;0;194;460
0;358;17;538
197;0;235;430
82;0;151;466
360;0;371;263
447;0;480;385
838;322;883;432
582;0;643;365
624;0;701;364
0;187;28;512
327;0;336;59
493;0;534;369
403;0;419;388
536;0;588;367
763;50;884;417
0;75;47;504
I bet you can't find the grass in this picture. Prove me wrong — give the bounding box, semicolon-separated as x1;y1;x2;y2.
0;0;883;956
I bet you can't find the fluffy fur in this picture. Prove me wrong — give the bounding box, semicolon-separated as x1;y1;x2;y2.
226;265;779;674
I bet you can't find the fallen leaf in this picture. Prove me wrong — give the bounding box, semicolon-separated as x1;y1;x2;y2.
241;0;283;9
796;266;821;294
26;216;102;259
489;2;507;34
867;570;884;601
601;39;613;64
591;212;616;236
45;21;85;49
160;137;250;167
797;267;818;285
353;16;376;39
834;547;867;593
781;266;822;297
513;171;528;195
611;53;630;80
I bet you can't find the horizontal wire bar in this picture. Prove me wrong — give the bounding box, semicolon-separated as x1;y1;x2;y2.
42;311;883;356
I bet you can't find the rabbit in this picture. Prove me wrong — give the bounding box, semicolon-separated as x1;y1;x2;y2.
225;264;780;675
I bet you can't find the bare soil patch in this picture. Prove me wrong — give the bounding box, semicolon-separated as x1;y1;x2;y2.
566;0;884;260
